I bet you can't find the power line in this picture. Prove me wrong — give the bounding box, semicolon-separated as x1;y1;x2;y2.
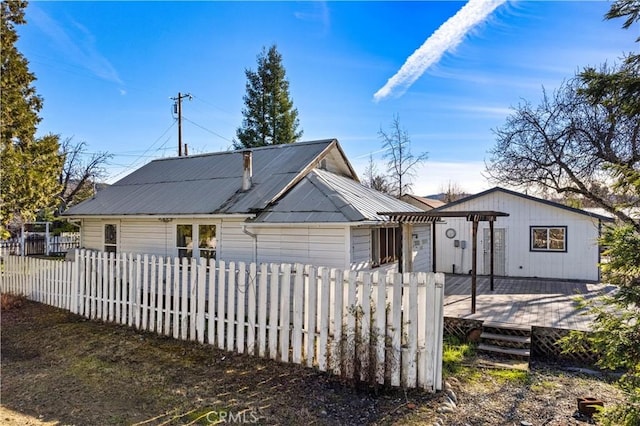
182;116;234;144
108;122;176;180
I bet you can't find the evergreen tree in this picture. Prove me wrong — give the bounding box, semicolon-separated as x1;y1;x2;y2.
1;0;62;237
234;45;302;149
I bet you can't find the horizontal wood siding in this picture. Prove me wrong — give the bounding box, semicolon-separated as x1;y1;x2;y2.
436;191;602;281
81;219;102;250
121;220;169;255
255;226;348;268
219;220;255;263
350;227;371;270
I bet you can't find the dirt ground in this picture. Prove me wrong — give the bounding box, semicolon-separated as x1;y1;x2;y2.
1;300;628;425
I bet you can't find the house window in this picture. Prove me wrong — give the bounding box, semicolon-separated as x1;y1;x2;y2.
177;224;193;258
530;226;567;252
198;224;216;260
176;224;217;259
104;224;117;253
371;227;399;267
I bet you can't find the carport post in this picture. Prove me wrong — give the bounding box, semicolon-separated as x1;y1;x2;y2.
490;218;494;291
471;219;478;314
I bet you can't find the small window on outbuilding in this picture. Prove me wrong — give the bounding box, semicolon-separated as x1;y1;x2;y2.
530;226;567;252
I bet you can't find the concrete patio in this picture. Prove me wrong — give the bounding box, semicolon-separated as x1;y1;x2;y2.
443;274;617;331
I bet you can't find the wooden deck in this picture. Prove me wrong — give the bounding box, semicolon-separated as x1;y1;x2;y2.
443;274;617;331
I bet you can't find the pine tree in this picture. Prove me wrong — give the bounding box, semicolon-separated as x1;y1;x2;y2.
234;45;302;149
1;0;62;237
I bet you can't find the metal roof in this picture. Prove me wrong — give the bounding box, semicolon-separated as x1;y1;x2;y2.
432;186;614;222
253;168;423;223
64;139;347;216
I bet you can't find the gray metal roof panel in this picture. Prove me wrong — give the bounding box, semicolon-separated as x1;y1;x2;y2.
64;140;336;216
253;169;422;223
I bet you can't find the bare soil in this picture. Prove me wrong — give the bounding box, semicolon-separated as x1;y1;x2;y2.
1;300;627;425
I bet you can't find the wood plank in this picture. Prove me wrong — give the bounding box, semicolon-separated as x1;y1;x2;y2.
390;272;402;387
227;261;236;351
207;261;217;345
257;263;268;357
318;267;330;372
180;256;189;340
189;257;198;341
292;264;304;364
236;262;246;354
268;263;280;360
331;269;344;376
217;260;226;349
374;271;386;385
279;263;291;363
360;272;371;383
305;266;317;368
246;263;257;355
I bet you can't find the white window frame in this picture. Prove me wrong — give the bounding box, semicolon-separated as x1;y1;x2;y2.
175;222;218;260
530;226;567;252
103;223;119;253
371;226;399;267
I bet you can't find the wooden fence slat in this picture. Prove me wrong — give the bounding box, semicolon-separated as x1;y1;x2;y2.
155;256;164;333
268;263;280;360
189;257;198;341
246;263;257;355
236;262;246;354
318;267;330;372
149;256;158;332
101;252;109;321
406;273;419;388
180;257;189;340
164;258;172;336
142;255;150;330
207;261;216;345
391;272;402;387
257;263;268;358
374;271;386;385
345;270;357;380
196;258;207;344
172;257;180;338
331;269;344;376
90;252;97;319
305;266;317;368
360;272;372;383
217;260;226;349
279;263;291;363
292;264;304;364
424;273;436;390
435;273;445;390
226;261;236;351
108;252;115;322
416;273;427;389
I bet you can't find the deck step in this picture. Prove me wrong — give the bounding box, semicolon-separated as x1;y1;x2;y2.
482;321;531;332
480;332;531;344
477;343;530;358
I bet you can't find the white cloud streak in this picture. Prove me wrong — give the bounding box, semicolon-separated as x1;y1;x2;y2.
28;5;124;86
373;0;506;102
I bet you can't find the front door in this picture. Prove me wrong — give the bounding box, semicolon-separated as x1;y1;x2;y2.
483;228;506;276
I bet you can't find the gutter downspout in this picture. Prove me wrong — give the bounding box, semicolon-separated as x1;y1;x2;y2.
242;225;257;264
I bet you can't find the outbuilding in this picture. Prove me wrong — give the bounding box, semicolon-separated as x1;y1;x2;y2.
431;187;612;281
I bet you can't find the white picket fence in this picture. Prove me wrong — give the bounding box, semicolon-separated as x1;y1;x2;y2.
1;250;445;391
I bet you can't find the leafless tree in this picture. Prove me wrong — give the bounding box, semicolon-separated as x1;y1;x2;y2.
486;67;639;230
55;138;112;215
361;154;391;194
379;115;428;198
439;180;466;203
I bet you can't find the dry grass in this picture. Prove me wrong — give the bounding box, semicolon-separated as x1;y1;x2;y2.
1;293;26;311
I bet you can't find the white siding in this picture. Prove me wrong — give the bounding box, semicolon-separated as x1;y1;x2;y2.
253;225;349;268
436;191;602;281
350;227;371;270
81;219;102;250
412;224;432;272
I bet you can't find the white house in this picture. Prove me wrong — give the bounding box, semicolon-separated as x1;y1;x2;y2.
431;187;612;281
63;139;432;272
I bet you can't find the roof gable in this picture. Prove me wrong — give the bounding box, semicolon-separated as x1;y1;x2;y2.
433;186;613;221
254;169;422;223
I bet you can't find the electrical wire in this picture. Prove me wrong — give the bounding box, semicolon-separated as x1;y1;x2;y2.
182;116;234;144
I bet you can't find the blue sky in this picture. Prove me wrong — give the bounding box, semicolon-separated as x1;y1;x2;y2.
18;1;637;195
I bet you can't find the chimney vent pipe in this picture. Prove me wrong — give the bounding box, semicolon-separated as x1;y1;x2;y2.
242;150;253;191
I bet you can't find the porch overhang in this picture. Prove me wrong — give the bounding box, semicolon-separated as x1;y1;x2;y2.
378;210;510;315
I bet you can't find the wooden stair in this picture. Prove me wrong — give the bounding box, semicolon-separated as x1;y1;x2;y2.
477;322;532;362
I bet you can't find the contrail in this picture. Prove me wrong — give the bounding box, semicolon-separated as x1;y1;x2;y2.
373;0;506;102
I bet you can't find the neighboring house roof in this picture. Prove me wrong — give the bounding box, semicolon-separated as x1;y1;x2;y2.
254;168;422;223
400;194;446;210
432;186;614;222
63;139;418;223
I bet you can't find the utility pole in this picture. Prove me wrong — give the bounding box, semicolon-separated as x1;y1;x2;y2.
171;92;192;156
